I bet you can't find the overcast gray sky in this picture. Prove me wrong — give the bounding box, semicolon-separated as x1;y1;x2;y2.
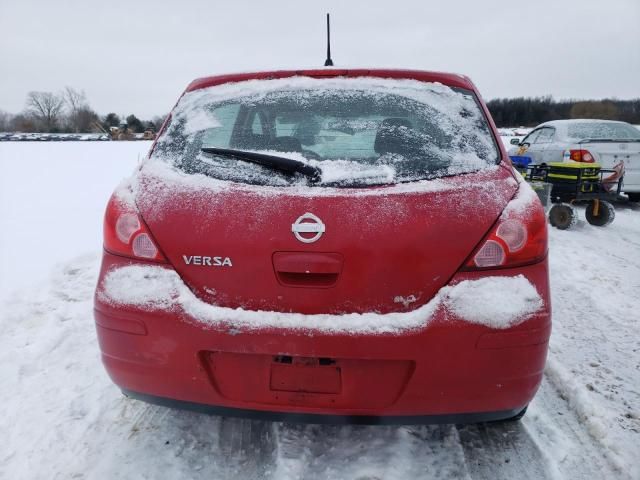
1;0;638;118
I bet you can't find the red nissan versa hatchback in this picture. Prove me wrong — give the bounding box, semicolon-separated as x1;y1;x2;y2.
94;69;551;424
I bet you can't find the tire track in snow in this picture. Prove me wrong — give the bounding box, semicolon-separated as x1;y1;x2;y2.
88;403;280;479
85;390;616;480
273;423;469;479
456;421;553;480
524;377;623;480
215;417;278;478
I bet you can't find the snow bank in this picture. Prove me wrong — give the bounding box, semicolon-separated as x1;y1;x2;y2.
99;265;543;333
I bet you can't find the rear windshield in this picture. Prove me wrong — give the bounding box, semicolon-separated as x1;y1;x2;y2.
151;77;499;187
567;122;640;141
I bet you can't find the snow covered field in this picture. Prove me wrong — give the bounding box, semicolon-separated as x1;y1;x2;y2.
1;141;639;479
0;142;144;299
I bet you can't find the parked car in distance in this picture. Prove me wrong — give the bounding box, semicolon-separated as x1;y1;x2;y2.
508;119;640;200
94;68;551;424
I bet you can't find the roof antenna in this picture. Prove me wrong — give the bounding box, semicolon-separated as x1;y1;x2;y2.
324;13;334;67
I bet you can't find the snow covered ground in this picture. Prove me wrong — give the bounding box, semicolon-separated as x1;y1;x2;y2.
1;141;639;479
0;142;144;300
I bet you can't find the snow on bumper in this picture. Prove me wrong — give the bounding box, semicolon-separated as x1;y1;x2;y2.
97;264;544;334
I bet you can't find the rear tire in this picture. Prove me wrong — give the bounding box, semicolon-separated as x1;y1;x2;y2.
627;192;640;202
507;406;528;422
585;200;615;227
549;204;577;230
489;406;528;424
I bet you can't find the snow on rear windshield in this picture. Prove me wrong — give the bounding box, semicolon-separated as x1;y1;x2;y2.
151;77;499;187
567;122;640;141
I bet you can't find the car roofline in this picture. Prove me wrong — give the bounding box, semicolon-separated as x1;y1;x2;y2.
185;68;477;93
539;119;631;127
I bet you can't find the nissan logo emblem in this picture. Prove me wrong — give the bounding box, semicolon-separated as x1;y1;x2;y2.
292;213;325;243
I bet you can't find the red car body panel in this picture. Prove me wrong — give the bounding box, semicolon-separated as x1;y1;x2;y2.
95;253;550;419
136;167;518;315
94;69;551;423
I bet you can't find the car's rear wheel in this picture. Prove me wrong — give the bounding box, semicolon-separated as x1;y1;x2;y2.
549;203;577;230
626;192;640;202
488;406;528;424
507;405;528;421
585;200;615;227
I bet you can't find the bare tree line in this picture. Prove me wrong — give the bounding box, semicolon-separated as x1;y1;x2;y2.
487;96;640;127
0;88;165;134
3;90;639;133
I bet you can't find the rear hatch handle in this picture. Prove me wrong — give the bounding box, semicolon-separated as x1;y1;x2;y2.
273;252;343;288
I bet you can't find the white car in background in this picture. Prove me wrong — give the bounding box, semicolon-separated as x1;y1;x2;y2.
508;119;640;200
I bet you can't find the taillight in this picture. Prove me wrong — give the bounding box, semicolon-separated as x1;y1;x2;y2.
564;149;595;163
104;193;167;262
464;184;547;270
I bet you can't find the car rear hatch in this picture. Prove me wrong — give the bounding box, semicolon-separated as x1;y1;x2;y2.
137;73;516;315
137;166;517;314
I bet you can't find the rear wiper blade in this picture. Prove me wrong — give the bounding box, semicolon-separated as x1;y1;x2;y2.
201;147;321;183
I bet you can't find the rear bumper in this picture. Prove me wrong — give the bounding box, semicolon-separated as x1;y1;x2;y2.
622;176;640;193
122;388;524;425
95;253;551;422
